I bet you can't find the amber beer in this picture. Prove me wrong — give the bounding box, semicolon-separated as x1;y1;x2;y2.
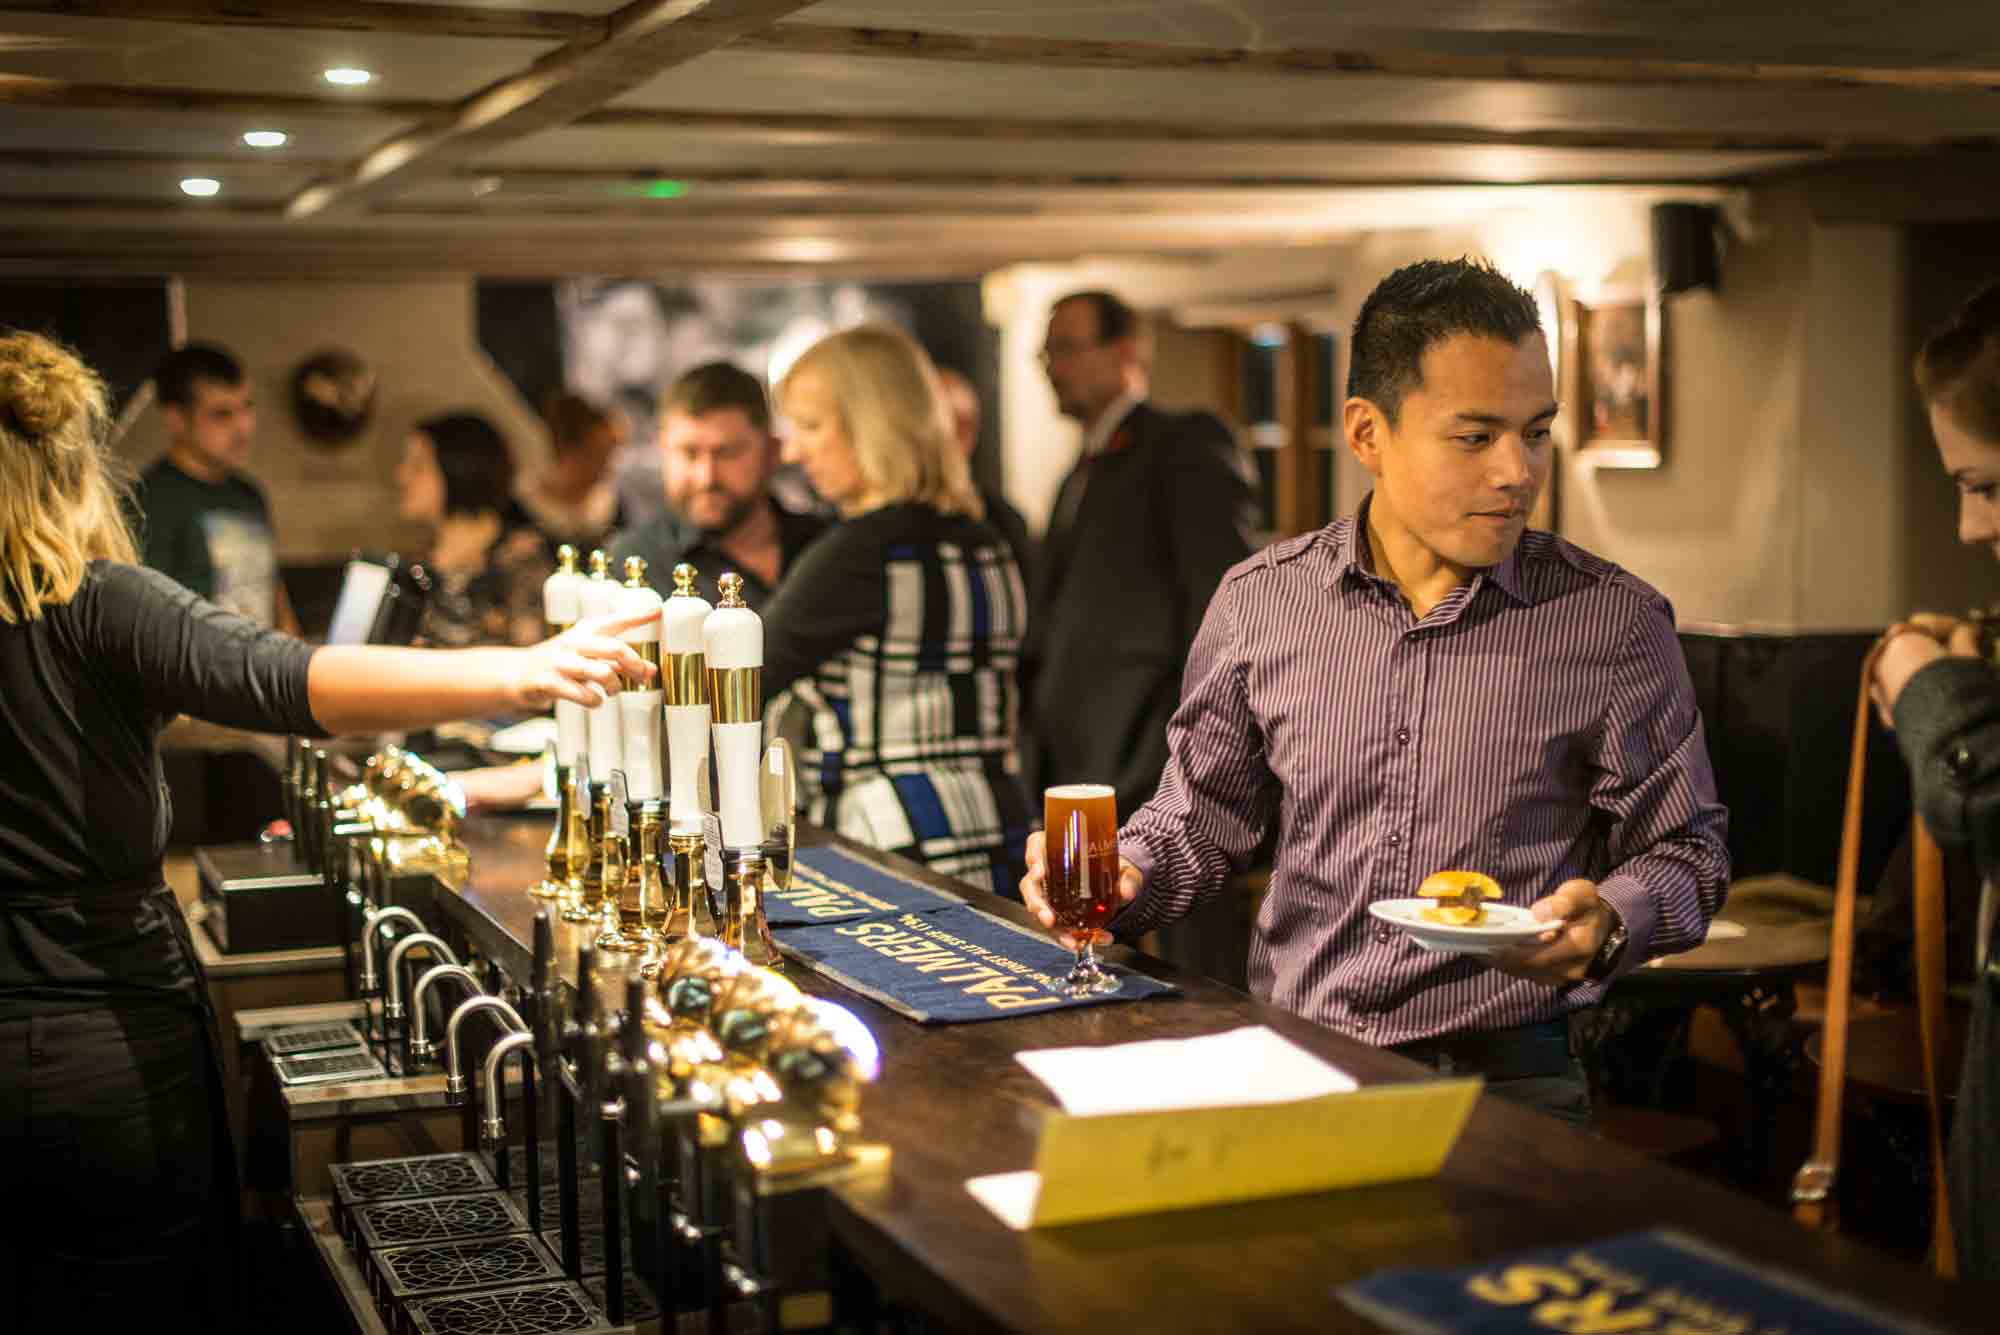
1045;784;1119;936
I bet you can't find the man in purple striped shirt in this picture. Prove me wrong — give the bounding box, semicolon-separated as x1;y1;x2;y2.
1022;259;1729;1122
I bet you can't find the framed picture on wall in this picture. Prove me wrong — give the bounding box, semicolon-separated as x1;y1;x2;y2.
1562;285;1663;469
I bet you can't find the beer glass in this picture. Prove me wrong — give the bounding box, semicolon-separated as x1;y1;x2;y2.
1044;784;1122;997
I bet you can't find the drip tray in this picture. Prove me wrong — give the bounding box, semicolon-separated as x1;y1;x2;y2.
372;1232;563;1305
273;1045;387;1087
264;1021;367;1056
332;1152;498;1238
351;1190;527;1256
582;1272;659;1326
403;1280;614;1335
540;1225;630;1278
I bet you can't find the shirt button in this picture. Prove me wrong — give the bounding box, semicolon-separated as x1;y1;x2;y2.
1387;832;1401;847
1948;745;1978;781
1395;727;1411;746
1374;927;1393;944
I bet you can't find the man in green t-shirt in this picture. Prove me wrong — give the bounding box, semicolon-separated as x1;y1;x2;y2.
132;343;298;632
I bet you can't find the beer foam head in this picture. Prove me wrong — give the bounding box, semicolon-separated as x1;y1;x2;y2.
1046;783;1114;800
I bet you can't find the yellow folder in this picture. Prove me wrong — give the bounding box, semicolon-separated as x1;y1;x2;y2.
967;1077;1483;1229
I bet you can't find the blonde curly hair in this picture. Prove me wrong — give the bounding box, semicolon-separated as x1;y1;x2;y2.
0;330;137;623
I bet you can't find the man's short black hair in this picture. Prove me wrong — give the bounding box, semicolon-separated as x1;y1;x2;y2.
1053;290;1139;344
1347;259;1544;422
662;361;770;434
154;342;244;409
417;411;514;517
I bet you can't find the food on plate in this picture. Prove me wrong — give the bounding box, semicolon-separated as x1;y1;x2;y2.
1417;870;1502;926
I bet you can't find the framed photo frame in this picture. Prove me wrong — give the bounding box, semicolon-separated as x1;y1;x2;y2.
1562;285;1663;469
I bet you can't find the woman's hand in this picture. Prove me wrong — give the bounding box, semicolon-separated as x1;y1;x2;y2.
1870;613;1981;728
508;608;658;712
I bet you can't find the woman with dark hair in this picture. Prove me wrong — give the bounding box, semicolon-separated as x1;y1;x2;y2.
396;410;550;647
511;392;627;559
1870;278;2000;1279
0;331;655;1330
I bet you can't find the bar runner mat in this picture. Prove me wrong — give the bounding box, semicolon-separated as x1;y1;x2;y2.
764;845;968;927
773;904;1176;1023
1335;1228;1950;1334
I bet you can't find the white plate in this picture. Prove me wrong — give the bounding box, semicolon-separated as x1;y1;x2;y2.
1367;899;1555;956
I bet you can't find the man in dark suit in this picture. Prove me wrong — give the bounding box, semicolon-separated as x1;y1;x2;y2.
1024;290;1259;813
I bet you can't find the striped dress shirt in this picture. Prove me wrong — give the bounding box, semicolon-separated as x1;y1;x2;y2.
1117;509;1730;1046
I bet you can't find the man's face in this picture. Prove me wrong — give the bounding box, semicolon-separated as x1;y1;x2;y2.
1932;401;2000;562
165;377;256;473
1349;333;1556;576
1043;298;1130;424
660;406;773;536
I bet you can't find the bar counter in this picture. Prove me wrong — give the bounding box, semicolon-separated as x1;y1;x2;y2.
437;812;1993;1334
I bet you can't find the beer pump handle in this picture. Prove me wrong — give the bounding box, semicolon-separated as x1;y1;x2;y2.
662;562;714;834
544;546;588;769
615;557;665;802
703;573;764;851
579;551;623;783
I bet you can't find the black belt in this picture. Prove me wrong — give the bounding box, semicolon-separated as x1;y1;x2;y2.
1392;1017;1574;1082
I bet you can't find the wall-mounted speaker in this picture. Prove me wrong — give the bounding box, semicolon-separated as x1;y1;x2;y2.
1651;202;1723;295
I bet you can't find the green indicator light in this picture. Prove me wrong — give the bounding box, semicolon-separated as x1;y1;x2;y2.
615;178;689;199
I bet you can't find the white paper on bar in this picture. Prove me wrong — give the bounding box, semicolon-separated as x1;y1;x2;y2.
965;1171;1042;1231
1013;1025;1355;1117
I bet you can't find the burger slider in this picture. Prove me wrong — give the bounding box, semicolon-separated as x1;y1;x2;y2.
1416;870;1502;926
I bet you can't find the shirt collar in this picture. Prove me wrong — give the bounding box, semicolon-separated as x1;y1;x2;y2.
1327;493;1532;606
1081;390;1144;457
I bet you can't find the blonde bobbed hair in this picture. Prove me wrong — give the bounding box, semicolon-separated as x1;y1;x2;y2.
781;324;983;521
0;330;137;623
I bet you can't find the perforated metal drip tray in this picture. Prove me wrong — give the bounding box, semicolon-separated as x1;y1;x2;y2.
403;1280;615;1335
351;1190;528;1256
264;1021;367;1056
492;1141;598;1189
273;1045;387;1086
581;1273;658;1326
371;1231;564;1305
333;1153;497;1216
539;1225;631;1278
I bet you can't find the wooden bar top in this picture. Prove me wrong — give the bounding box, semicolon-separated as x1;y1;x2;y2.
439;812;1994;1334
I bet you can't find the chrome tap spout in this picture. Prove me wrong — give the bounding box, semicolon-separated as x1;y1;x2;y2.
383;932;459;1021
408;963;483;1063
359;905;426;994
481;1030;537;1145
444;995;527;1103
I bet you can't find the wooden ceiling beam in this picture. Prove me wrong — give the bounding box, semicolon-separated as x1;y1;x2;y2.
0;2;594;41
578;106;1993;156
3;75;1993;158
6;7;1998;94
283;0;817;219
0;71;434;116
730;22;2000;95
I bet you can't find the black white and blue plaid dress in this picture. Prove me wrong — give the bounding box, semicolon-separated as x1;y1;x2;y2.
762;502;1033;900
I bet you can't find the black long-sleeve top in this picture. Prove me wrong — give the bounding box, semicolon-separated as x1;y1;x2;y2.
1893;656;2000;880
1;562;321;1012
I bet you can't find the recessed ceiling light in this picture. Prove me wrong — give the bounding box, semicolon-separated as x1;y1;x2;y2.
180;177;221;197
242;130;288;149
323;67;372;86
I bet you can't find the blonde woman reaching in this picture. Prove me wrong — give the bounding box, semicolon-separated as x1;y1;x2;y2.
0;330;654;1331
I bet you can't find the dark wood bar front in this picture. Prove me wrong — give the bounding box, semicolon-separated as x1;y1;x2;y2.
436;812;1993;1334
